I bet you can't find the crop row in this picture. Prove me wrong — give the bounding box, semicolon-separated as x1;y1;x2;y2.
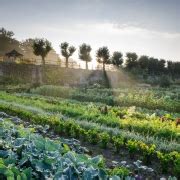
31;85;180;101
20;92;180;119
31;85;180;112
0;117;137;179
1;93;180;152
1;92;179;141
0;101;179;177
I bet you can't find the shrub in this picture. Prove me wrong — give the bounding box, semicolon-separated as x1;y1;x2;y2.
159;75;171;88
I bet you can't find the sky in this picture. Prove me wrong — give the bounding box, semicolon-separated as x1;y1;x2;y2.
0;0;180;62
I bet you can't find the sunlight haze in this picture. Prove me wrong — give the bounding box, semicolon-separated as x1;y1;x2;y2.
0;0;180;61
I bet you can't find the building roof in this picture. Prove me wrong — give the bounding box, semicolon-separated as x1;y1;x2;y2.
5;49;23;57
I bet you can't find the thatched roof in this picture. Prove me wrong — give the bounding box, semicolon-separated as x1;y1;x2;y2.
5;49;23;57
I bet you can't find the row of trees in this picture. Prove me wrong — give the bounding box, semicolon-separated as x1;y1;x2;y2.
60;43;124;71
1;28;180;78
32;38;180;77
32;39;125;71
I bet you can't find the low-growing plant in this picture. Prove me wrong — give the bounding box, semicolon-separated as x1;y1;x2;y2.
87;129;100;145
0;119;131;179
138;142;156;164
100;132;110;148
127;140;139;159
112;136;124;153
157;151;180;175
109;167;130;177
0;97;179;175
70;124;81;138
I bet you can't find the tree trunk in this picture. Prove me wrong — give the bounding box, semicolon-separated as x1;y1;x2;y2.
86;61;88;70
41;56;45;83
103;62;105;71
66;57;68;68
35;66;41;85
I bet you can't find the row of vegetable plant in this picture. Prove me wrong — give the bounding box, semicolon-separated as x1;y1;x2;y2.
0;101;179;177
0;117;136;179
0;92;179;141
0;92;179;152
31;85;180;112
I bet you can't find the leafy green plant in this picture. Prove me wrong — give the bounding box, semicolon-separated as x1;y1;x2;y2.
87;129;100;145
112;136;124;153
100;132;110;148
138;142;156;164
1;92;179;141
157;151;180;175
127;140;139;159
109;167;130;177
0;92;179;176
31;85;180;112
0;119;132;179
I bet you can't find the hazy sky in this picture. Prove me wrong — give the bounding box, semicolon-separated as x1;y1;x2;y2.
0;0;180;61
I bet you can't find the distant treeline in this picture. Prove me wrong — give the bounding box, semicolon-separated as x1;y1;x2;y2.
0;27;180;80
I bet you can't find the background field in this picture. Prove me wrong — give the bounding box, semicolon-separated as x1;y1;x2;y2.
0;84;179;179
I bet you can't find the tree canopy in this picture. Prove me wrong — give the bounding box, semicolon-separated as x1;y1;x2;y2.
0;27;21;56
32;38;52;65
96;46;110;71
125;52;138;70
60;42;76;68
111;51;123;67
0;27;180;80
79;43;92;69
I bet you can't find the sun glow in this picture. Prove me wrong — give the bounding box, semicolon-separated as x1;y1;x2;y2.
76;59;98;70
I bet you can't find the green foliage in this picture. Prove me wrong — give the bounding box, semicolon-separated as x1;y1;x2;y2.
32;38;52;65
96;46;110;70
31;85;73;98
0;27;21;56
125;52;138;70
127;140;139;158
0;119;118;179
0;91;179;176
87;129;99;145
79;43;92;69
138;142;156;164
157;151;180;176
111;51;123;67
60;42;76;68
0;91;179;152
100;132;110;148
2;91;179;141
109;167;130;177
31;85;180;113
160;75;171;88
112;136;124;153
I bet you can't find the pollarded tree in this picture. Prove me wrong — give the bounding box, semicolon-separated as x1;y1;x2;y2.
96;46;110;71
111;51;123;67
60;42;76;68
79;43;92;70
33;38;52;66
125;52;138;70
21;38;59;64
33;38;52;83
